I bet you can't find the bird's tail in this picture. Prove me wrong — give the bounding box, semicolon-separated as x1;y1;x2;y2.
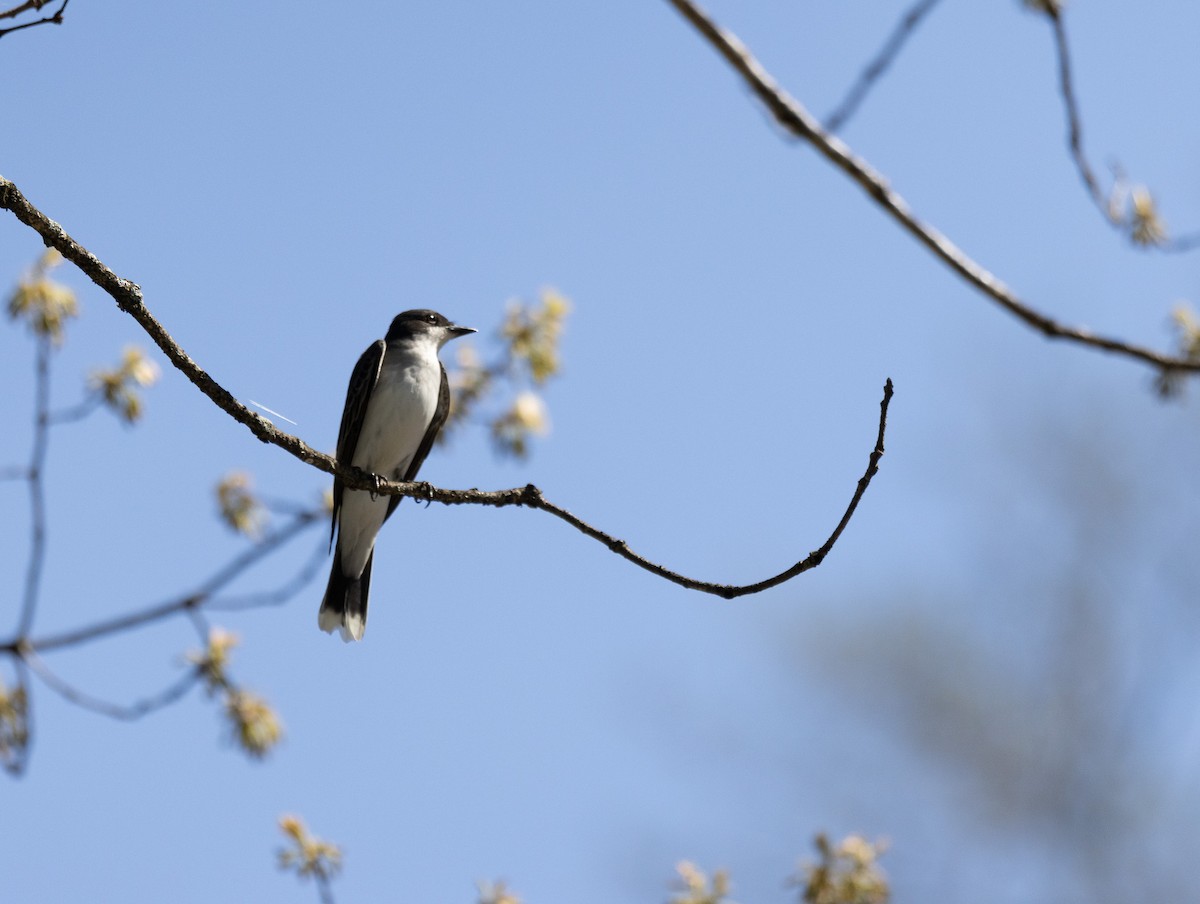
318;551;374;642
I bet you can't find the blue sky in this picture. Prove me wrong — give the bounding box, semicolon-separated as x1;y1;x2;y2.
4;2;1200;902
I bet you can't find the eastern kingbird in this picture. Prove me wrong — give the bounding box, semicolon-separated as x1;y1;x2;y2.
319;309;475;642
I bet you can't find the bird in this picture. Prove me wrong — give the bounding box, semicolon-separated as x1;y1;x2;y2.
319;309;475;642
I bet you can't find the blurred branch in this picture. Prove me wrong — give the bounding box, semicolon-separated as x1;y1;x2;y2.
23;648;204;722
207;532;329;611
661;0;1200;381
1;507;325;656
1043;6;1102;215
0;0;68;38
15;337;51;639
47;393;102;424
0;176;890;600
824;0;943;133
1035;5;1200;252
0;307;318;764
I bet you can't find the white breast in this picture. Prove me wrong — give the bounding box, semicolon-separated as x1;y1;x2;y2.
351;339;441;478
336;337;441;579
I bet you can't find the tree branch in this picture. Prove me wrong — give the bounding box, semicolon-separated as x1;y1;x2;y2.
0;177;320;467
1045;8;1103;214
16;337;51;638
2;508;325;655
0;0;68;38
1041;7;1200;253
0;175;891;601
0;0;52;19
662;0;1199;378
22;649;203;722
824;0;943;134
207;532;329;611
508;378;893;599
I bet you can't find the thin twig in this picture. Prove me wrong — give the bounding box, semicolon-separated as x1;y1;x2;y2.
662;0;1198;378
1046;9;1103;212
258;494;323;517
0;175;892;602
314;873;337;904
22;649;202;722
48;393;102;425
506;378;893;599
16;338;51;638
2;509;324;655
0;0;67;38
1042;8;1200;252
7;658;32;776
191;509;325;601
209;534;329;611
825;0;943;133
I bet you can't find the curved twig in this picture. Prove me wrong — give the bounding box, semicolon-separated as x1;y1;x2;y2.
22;649;202;722
0;176;892;603
515;378;892;598
661;0;1199;377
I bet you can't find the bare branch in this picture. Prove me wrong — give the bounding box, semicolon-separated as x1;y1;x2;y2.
0;312;308;750
315;874;336;904
0;175;891;600
15;337;51;638
47;393;102;425
207;534;329;611
22;649;203;722
0;177;316;464
0;0;50;20
0;0;68;38
1045;9;1104;213
1041;8;1200;252
504;378;894;599
2;508;325;655
661;0;1199;378
824;0;943;133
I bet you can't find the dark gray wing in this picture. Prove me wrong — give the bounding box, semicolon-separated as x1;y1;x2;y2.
385;363;450;522
330;339;386;550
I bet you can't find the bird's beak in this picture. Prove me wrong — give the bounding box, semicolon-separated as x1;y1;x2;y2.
449;324;477;338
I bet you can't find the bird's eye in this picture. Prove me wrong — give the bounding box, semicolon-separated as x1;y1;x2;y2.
426;314;437;323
